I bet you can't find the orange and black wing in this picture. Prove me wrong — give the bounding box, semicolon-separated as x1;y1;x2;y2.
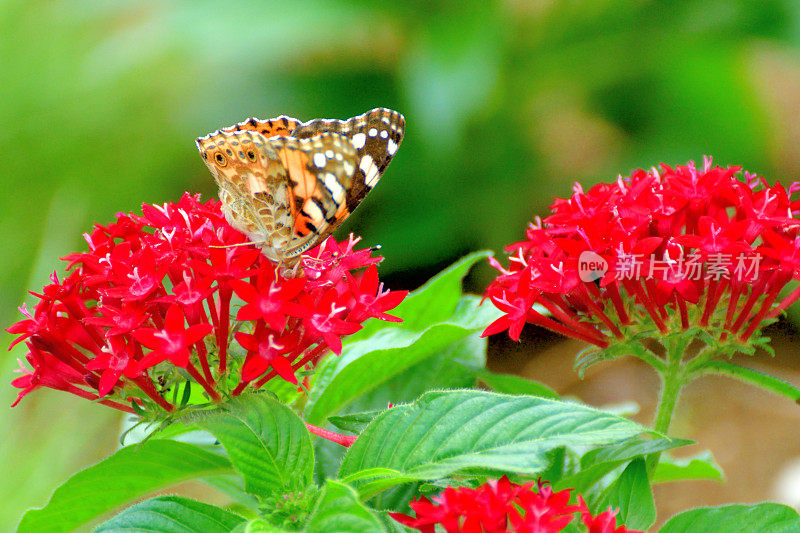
220;115;303;139
291;107;405;213
266;132;359;260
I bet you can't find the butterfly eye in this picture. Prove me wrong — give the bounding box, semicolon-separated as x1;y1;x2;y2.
215;153;228;167
246;150;257;162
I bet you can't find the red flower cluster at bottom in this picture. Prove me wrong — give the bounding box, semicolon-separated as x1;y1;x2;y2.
7;193;407;413
390;477;640;533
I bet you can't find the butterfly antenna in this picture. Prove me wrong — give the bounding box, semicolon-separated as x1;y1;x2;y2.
209;241;263;249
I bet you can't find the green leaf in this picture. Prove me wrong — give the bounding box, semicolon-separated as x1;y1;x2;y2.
18;440;233;533
652;451;724;484
340;390;644;500
305;251;498;427
477;370;559;399
196;394;314;499
699;361;800;402
385;250;491;331
581;436;693;468
377;512;411;533
537;447;577;487
203;474;261;510
305;326;468;426
313;435;348;487
135;420;201;443
232;517;292;532
340;468;407;484
349;251;491;340
305;296;496;426
305;480;387;533
595;458;655;531
660;503;800;533
556;435;690;494
94;495;245;532
576;339;666;376
314;328;488;483
261;371;303;406
329;410;385;435
345;330;487;416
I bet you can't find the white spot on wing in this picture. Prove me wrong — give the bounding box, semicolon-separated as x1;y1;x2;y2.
303;199;324;223
387;139;398;155
325;149;334;158
313;153;326;168
343;161;355;176
380;130;388;138
352;133;366;149
368;128;378;137
359;155;373;173
360;155;379;187
322;172;346;203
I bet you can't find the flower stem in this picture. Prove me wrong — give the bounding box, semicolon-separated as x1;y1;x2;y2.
305;422;357;447
653;363;682;436
185;363;221;402
217;285;232;374
646;337;685;473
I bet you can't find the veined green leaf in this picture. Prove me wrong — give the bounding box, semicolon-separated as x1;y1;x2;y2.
340;390;644;503
305;480;387;533
94;495;245;532
18;440;233;533
660;503;800;532
196;394;314;499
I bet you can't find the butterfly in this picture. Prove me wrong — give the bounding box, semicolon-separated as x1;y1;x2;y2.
196;108;404;267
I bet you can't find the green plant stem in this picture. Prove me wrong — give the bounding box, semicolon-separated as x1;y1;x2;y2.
653;362;682;436
646;340;685;474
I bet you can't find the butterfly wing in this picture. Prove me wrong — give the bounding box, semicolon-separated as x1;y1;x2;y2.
195;129;296;257
196;108;403;266
267;132;359;261
291;107;405;212
219;115;302;138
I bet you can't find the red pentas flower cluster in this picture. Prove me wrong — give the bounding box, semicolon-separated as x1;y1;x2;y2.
8;193;406;414
390;476;640;533
483;158;800;348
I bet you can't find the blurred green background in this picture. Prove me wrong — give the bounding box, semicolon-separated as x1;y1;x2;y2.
4;0;800;529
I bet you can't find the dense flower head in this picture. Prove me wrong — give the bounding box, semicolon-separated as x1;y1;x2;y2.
483;158;800;350
8;193;406;413
389;477;640;533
